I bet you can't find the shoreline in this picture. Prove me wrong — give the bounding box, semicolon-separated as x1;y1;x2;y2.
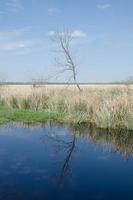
0;106;133;131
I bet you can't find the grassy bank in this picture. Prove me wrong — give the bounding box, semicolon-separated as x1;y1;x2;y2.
0;106;64;124
0;85;133;130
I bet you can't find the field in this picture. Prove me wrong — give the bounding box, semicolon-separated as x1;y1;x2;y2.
0;84;133;130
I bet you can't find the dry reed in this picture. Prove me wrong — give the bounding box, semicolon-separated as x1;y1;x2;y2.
0;84;133;129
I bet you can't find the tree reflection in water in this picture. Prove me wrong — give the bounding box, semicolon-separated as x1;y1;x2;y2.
58;135;76;182
40;122;76;183
24;121;133;182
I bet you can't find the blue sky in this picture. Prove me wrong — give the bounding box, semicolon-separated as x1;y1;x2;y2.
0;0;133;82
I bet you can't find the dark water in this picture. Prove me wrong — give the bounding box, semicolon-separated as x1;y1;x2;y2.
0;122;133;200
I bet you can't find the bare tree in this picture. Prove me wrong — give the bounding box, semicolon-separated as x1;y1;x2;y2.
32;75;48;88
51;29;82;92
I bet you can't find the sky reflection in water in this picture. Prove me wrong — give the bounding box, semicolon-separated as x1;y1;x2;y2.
0;122;133;200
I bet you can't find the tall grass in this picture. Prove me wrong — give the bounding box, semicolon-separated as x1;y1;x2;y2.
0;85;133;130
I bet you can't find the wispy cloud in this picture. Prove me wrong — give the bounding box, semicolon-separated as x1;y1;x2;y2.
48;30;87;38
0;40;35;51
0;28;41;54
72;30;87;38
97;4;111;10
0;39;43;55
48;7;61;16
6;0;23;12
0;28;31;41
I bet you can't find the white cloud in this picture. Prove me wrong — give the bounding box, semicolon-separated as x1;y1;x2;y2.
6;0;23;12
97;4;111;10
48;30;87;38
0;28;31;41
71;30;87;38
0;28;41;54
0;40;34;51
48;31;55;36
48;7;61;16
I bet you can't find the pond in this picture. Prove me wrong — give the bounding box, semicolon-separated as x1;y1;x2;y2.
0;122;133;200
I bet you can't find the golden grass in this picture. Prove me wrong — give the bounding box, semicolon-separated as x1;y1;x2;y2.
0;84;133;129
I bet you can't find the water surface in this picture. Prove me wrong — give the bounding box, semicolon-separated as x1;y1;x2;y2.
0;122;133;200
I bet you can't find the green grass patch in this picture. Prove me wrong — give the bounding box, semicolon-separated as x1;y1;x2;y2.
0;106;65;124
0;116;9;124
